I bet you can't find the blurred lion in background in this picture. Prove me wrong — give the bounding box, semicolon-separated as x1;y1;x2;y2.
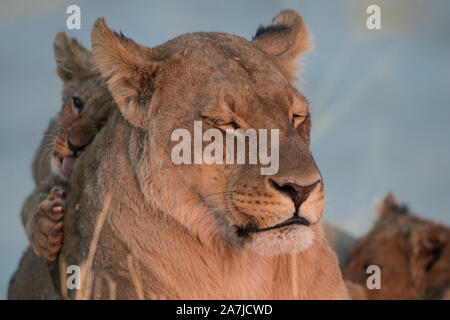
343;194;450;300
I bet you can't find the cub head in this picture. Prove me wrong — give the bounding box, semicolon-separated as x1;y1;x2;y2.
51;32;113;177
91;10;326;255
343;194;450;299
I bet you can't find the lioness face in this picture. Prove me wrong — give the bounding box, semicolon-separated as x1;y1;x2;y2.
92;11;325;255
152;43;324;255
51;32;112;177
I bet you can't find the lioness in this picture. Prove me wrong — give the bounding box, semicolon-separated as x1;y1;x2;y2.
343;194;450;300
20;32;113;261
58;10;349;299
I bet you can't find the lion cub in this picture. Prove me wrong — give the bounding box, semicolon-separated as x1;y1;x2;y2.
21;32;113;261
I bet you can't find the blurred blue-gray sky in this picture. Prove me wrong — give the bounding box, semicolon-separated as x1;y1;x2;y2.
1;0;449;298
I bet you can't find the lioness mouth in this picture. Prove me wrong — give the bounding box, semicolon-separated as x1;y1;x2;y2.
237;216;310;237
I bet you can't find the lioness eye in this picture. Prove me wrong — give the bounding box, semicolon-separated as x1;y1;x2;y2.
217;122;240;131
72;97;84;113
292;114;306;127
201;115;241;131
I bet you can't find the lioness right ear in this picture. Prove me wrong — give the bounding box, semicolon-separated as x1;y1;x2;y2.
91;18;159;128
252;10;313;82
53;32;93;81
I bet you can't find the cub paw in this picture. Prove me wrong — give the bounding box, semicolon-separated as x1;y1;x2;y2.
32;186;65;261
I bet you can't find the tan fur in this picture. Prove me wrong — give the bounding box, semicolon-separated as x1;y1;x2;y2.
345;281;367;300
343;194;450;300
58;10;349;299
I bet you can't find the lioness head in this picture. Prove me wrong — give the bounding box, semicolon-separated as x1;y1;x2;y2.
343;194;450;299
91;10;325;255
51;32;113;177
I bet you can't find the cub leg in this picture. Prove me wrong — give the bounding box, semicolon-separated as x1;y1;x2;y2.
31;186;65;261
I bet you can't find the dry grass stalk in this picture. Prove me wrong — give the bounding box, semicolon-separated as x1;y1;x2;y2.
75;193;112;300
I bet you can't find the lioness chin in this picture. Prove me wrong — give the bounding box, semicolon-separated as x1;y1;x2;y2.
59;9;349;299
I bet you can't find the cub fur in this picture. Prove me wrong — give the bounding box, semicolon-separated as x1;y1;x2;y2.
21;32;113;261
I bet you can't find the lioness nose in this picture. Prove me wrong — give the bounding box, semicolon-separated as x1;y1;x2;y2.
268;179;321;206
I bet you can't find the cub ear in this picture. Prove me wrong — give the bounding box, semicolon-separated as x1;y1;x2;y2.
252;9;313;81
91;18;159;128
53;32;93;81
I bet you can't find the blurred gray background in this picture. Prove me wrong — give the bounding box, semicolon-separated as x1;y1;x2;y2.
1;0;449;298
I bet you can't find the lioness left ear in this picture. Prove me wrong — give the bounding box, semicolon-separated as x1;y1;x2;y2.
91;18;159;128
252;9;313;81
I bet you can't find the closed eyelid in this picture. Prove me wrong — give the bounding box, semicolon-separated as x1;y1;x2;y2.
199;113;249;132
199;113;232;124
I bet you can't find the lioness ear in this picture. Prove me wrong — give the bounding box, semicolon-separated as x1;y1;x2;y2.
91;18;158;128
53;32;93;81
252;9;313;81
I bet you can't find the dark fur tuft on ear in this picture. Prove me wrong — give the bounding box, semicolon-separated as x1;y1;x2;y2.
252;10;313;82
253;24;290;40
